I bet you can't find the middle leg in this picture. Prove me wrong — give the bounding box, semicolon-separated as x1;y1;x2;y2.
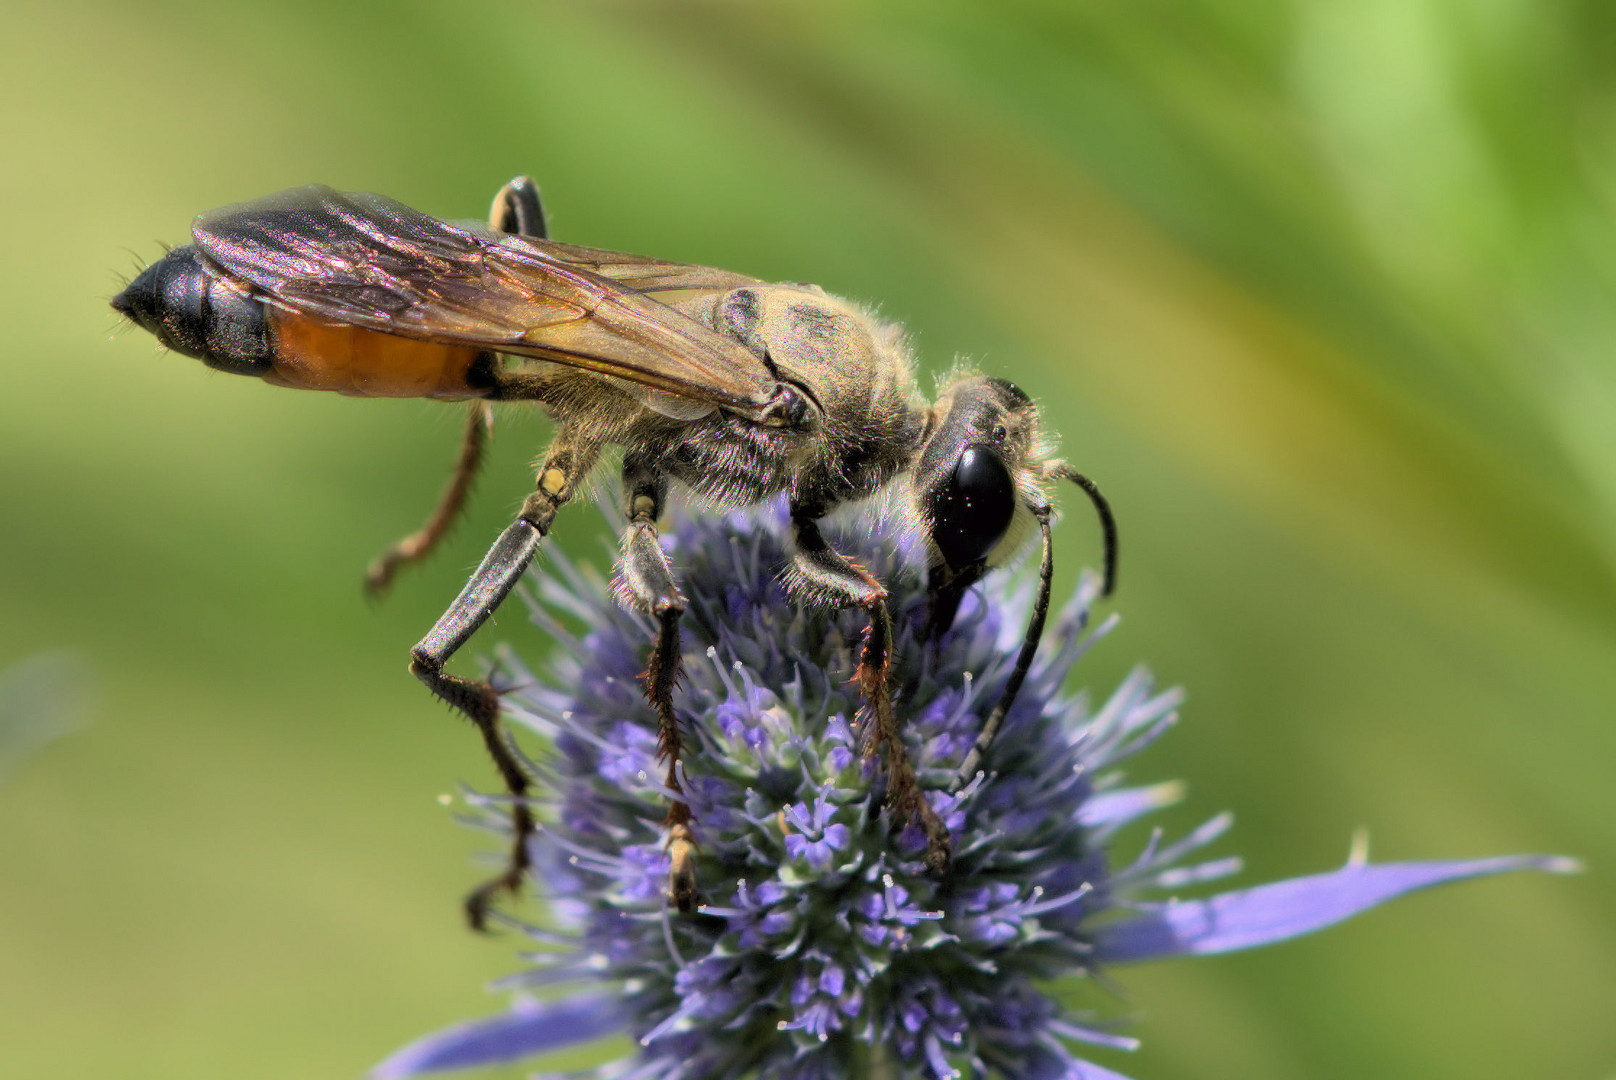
615;454;696;909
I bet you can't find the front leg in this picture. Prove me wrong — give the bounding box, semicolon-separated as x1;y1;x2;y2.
411;427;599;930
788;499;950;873
615;454;696;911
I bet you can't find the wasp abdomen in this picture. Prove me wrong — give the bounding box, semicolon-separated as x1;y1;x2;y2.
263;312;487;400
112;245;274;378
114;246;488;400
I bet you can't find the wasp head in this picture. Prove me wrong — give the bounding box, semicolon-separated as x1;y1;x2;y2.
917;374;1115;638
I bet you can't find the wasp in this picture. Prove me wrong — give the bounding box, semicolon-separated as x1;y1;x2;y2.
112;178;1117;928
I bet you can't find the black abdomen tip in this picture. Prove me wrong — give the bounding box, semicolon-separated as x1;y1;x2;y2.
114;246;273;377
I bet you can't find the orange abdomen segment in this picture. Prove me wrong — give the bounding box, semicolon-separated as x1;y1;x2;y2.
265;311;487;400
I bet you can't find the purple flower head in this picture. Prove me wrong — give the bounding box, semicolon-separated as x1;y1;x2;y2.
375;503;1575;1080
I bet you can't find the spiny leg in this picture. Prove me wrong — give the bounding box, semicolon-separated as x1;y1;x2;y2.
366;401;493;596
616;455;695;909
411;428;599;929
789;500;950;873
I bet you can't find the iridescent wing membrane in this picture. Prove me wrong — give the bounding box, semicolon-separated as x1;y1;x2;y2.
192;186;778;415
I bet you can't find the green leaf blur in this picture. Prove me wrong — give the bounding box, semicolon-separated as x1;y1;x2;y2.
1;2;1610;1078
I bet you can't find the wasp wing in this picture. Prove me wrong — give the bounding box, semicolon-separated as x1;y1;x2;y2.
192;186;778;416
525;239;768;298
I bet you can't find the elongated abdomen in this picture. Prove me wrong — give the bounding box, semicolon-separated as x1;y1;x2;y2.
113;246;490;400
263;310;487;399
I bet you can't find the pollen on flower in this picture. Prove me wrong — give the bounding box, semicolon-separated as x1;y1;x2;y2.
373;501;1576;1080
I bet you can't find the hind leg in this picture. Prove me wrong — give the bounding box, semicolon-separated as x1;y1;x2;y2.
410;428;599;929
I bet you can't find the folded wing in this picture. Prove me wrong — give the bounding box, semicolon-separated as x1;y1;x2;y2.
193;186;779;416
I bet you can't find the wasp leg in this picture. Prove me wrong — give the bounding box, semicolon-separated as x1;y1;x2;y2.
788;501;950;874
411;429;598;930
951;507;1055;792
365;402;494;596
362;176;549;597
490;176;548;239
617;455;695;909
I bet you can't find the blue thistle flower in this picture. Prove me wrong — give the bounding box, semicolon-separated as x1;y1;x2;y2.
375;504;1574;1080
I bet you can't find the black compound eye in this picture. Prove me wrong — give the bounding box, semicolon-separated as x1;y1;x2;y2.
928;444;1017;568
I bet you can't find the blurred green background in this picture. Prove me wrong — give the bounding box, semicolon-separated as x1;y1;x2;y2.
2;1;1612;1077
